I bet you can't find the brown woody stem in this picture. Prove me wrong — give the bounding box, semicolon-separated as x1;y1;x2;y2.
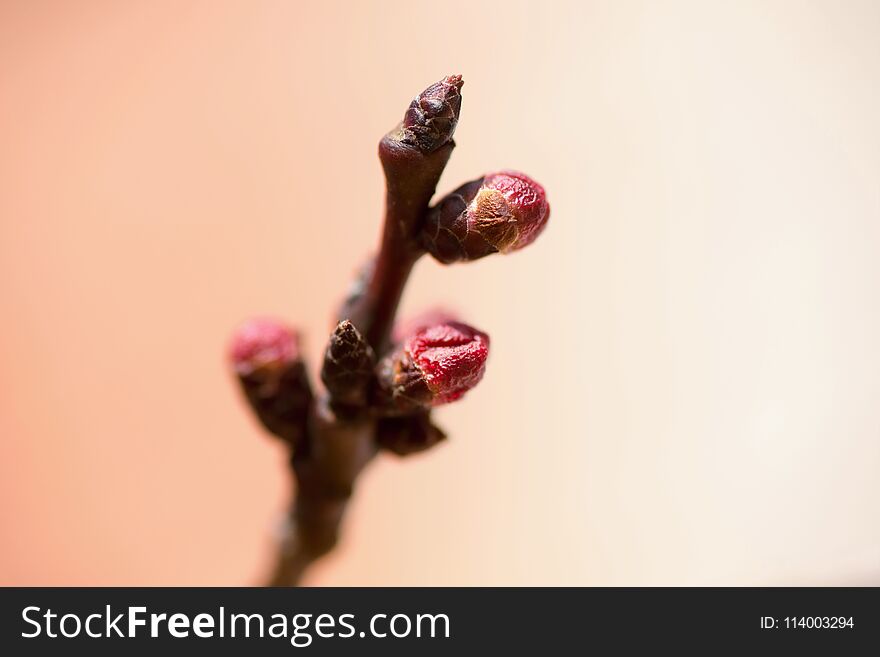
265;134;455;587
345;138;454;354
267;402;375;586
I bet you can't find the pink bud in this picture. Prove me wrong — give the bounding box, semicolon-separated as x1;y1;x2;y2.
481;170;550;251
422;170;550;263
405;322;490;404
229;317;299;376
376;321;490;411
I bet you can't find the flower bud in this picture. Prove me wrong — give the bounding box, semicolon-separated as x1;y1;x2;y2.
229;318;312;449
321;320;375;413
421;170;550;263
375;321;489;413
229;317;299;376
400;74;463;154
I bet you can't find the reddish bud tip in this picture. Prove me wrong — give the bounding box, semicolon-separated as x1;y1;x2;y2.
401;75;463;153
376;321;489;411
229;317;299;376
229;318;312;449
482;171;550;250
405;322;489;404
392;307;458;343
421;170;550;263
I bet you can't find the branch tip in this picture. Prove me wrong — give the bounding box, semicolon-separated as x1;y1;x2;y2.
401;74;464;153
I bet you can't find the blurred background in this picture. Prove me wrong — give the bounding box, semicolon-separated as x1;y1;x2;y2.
1;0;879;585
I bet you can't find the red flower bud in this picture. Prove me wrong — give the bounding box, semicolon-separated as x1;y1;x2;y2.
406;322;489;402
229;318;312;450
376;321;489;413
229;317;299;376
401;74;463;154
421;170;550;263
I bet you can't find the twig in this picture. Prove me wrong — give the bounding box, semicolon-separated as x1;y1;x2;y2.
228;74;550;586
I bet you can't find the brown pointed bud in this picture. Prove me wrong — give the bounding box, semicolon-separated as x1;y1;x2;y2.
228;318;312;450
321;320;376;414
376;412;447;456
375;321;489;414
421;170;550;263
400;74;463;154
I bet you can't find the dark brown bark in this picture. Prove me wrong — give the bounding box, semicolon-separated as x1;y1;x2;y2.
264;95;460;586
233;74;547;586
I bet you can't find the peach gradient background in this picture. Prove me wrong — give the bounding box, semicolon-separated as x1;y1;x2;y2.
2;1;879;585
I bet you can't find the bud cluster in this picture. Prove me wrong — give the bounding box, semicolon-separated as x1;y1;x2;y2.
229;74;551;585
